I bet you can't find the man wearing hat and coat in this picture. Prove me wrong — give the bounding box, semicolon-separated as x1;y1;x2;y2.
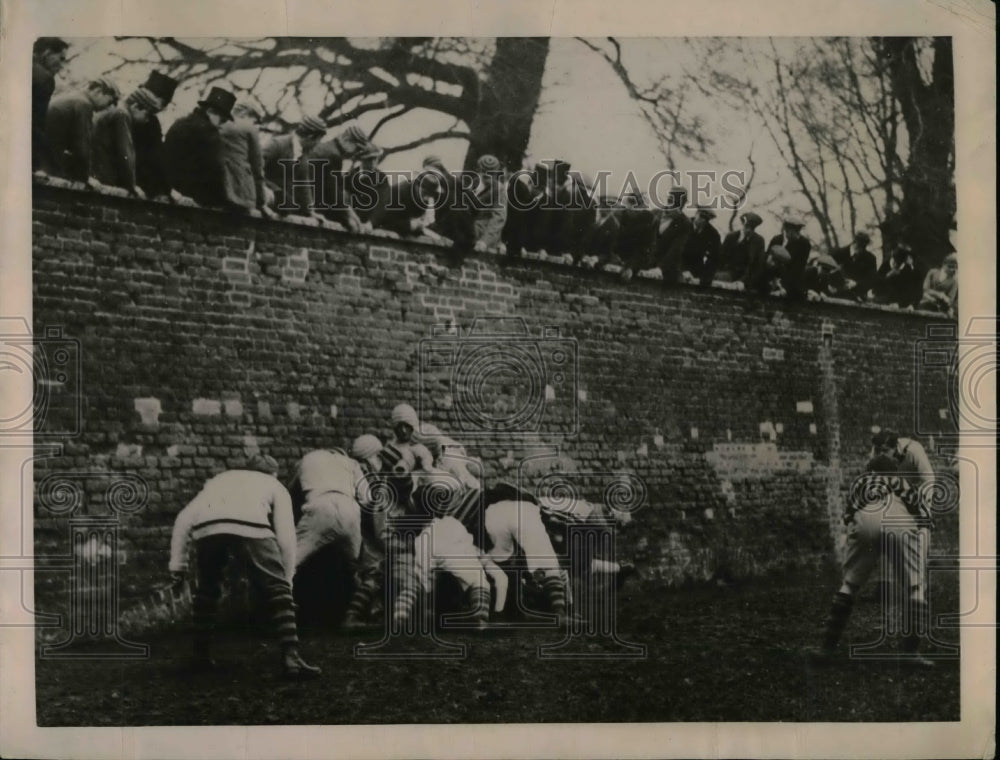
168;453;321;678
767;216;813;299
91;86;163;196
309;125;383;230
650;187;694;284
262;115;332;223
833;231;878;300
718;211;765;288
470;154;508;253
132;71;179;200
681;208;722;286
164;86;236;208
44;77;121;182
220;101;270;214
32;37;69;171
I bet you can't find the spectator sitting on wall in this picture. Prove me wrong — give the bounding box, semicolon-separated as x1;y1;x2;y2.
44;77;120;183
804;253;850;301
614;191;659;273
262;115;333;226
163;87;236;209
422;155;477;259
470;154;508;254
647;187;693;283
767;216;812;300
370;169;448;241
681;208;722;287
91;86;162;197
344;143;388;233
833;231;878;300
220;102;272;216
869;243;922;309
32;37;69;172
581;194;621;268
501;161;543;259
311;125;383;232
518;159;594;263
132;71;178;201
918;253;958;316
717;211;765;290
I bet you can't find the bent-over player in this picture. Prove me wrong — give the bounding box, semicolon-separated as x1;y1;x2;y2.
169;453;321;679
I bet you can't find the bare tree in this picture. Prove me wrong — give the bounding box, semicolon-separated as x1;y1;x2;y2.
103;37;549;168
575;37;710;170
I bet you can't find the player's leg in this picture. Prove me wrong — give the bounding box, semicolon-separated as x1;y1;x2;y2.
513;503;567;618
897;524;933;666
242;536;321;679
191;534;230;668
820;511;879;654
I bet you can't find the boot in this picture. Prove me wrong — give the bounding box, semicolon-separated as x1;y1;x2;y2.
900;600;935;668
282;646;322;680
808;592;854;663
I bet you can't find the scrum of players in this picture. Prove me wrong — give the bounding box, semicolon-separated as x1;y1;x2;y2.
168;402;635;678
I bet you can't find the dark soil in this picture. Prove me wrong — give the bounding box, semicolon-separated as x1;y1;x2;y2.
35;562;960;725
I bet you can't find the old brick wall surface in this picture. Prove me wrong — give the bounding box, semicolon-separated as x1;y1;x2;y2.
29;184;959;629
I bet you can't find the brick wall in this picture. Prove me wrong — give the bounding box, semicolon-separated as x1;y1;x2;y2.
29;183;959;631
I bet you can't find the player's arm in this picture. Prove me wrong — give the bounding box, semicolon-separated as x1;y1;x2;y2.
168;495;201;574
272;483;297;583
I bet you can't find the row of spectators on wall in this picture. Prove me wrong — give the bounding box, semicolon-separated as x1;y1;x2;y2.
31;39;957;317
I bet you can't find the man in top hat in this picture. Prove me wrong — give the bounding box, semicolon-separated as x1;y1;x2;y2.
168;453;321;678
718;210;765;288
766;216;813;299
681;208;722;287
833;231;878;300
133;71;179;200
650;187;694;284
44;77;121;182
163;86;236;208
32;37;69;171
91;86;163;196
262;115;331;223
220;101;270;214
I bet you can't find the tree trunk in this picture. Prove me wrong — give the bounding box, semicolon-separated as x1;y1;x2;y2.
463;38;551;171
879;37;955;271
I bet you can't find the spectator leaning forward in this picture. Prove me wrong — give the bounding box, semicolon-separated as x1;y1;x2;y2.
163;86;237;209
133;71;180;200
869;243;922;309
44;76;120;183
717;210;765;290
220;101;270;215
766;215;812;300
833;231;878;301
91;86;163;197
262;115;334;226
682;208;722;287
32;37;69;171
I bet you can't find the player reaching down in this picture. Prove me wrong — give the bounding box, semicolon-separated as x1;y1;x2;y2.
169;453;321;679
810;453;934;667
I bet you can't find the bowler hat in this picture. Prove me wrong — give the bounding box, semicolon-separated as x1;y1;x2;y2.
740;211;763;228
854;231;871;244
695;208;717;219
198;87;236;121
143;71;179;107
